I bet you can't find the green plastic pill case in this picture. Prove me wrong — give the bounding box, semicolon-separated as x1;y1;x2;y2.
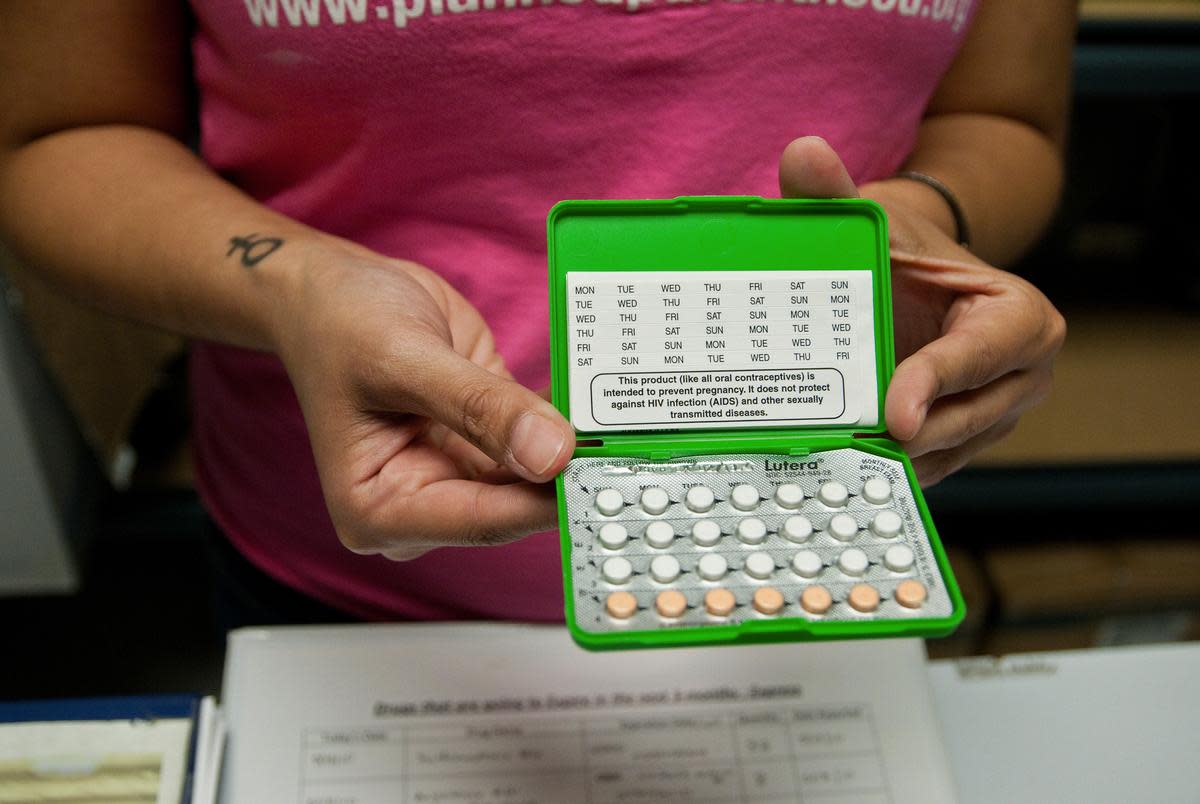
548;196;965;650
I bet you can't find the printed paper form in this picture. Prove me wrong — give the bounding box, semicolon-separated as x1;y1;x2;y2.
217;624;956;804
565;270;878;432
929;643;1200;804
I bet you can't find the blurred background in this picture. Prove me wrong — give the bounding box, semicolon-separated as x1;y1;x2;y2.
1;0;1198;699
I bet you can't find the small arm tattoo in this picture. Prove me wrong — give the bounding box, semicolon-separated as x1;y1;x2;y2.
227;233;284;267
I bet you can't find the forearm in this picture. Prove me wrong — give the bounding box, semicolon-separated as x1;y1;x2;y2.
862;113;1063;268
0;125;344;351
860;0;1075;268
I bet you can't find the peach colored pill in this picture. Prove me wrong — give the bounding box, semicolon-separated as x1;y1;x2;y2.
895;579;928;609
705;588;737;617
848;583;881;613
800;585;833;615
752;586;785;615
655;589;688;618
605;591;638;620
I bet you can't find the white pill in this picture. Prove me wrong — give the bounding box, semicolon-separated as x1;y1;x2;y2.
640;487;671;515
650;554;682;584
870;510;903;539
744;552;776;580
602;556;633;585
774;483;805;509
644;521;675;549
791;550;823;578
685;485;716;513
861;476;892;505
736;517;768;545
884;544;915;573
730;483;761;511
782;515;814;543
817;481;850;508
696;553;728;581
691;519;722;547
595;489;624;517
598;523;629;550
828;513;859;542
838;548;870;576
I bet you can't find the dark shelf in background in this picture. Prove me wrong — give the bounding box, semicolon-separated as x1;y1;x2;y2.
927;461;1200;546
1014;21;1200;309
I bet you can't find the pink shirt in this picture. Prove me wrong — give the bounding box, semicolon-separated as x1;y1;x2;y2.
188;0;976;620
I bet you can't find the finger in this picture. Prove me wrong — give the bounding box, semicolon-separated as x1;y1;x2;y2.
891;248;986;272
379;338;575;483
911;417;1020;488
432;426;528;483
886;297;1063;440
902;368;1053;458
475;464;527;484
379;545;435;561
778;136;860;200
343;477;559;556
426;424;517;479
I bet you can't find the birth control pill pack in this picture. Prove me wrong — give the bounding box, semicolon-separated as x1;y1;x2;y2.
548;197;964;650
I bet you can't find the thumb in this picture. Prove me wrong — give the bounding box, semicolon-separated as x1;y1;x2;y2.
778;136;860;200
406;343;574;483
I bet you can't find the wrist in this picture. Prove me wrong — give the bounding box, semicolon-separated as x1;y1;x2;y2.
861;176;964;247
263;234;438;362
255;234;359;356
895;171;971;248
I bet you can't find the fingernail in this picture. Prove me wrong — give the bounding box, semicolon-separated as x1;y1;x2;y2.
913;402;929;430
510;413;566;480
906;402;930;440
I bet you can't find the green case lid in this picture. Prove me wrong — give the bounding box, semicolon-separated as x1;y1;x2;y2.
548;196;895;441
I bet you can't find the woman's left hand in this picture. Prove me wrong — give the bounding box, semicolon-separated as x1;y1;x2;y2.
779;137;1066;485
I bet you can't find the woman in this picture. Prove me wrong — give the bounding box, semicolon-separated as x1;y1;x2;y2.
0;0;1068;622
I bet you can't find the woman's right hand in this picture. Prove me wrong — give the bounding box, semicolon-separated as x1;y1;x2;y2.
0;5;577;562
270;241;575;561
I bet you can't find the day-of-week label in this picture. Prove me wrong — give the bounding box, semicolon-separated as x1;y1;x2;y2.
566;270;877;431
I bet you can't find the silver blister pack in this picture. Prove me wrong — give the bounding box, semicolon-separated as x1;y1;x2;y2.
563;449;953;635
